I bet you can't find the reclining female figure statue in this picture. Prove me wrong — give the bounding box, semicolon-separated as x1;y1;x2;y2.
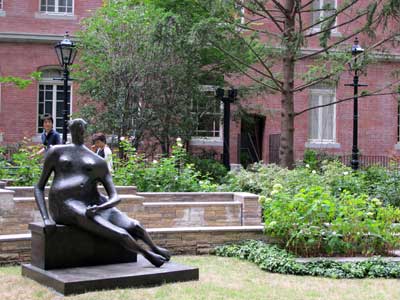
34;118;170;268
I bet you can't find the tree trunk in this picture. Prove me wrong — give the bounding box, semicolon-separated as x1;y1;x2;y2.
279;0;295;169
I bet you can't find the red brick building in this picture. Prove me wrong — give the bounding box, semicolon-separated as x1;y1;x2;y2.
1;1;400;167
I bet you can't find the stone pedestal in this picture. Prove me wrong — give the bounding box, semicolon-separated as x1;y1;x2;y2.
29;222;137;269
23;222;199;295
22;256;199;295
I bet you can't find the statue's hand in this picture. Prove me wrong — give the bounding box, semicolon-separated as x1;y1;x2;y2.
44;219;56;235
86;205;99;218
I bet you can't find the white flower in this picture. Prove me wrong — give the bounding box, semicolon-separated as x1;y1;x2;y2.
152;160;158;164
272;183;283;191
343;171;349;176
312;170;316;174
305;164;310;168
120;136;125;141
176;137;182;142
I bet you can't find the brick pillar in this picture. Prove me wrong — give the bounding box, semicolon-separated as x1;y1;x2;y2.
233;192;262;226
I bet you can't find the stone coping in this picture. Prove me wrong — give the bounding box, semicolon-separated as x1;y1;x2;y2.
0;226;265;242
143;201;242;206
13;194;144;202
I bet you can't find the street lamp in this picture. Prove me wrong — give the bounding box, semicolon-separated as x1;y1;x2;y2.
344;37;368;170
55;32;77;144
216;87;238;170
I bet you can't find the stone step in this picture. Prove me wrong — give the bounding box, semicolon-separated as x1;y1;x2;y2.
0;225;266;265
5;185;138;198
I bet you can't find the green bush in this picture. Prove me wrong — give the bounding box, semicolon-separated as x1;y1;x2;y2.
215;240;400;279
187;155;228;184
360;166;400;207
261;185;400;256
3;143;42;186
113;140;218;192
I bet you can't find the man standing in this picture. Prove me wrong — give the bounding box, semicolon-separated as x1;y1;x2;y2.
36;114;61;156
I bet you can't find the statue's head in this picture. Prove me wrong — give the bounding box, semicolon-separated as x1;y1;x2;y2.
68;119;87;143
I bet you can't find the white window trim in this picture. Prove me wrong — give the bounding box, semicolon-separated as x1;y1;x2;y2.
39;0;74;16
312;0;338;34
37;79;73;134
307;88;337;144
0;0;5;16
191;85;223;143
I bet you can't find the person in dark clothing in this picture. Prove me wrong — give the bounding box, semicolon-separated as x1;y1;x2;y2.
35;114;61;156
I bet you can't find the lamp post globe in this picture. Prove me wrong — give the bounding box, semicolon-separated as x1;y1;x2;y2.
55;32;77;144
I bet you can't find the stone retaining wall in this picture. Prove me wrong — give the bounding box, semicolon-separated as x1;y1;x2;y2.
0;188;262;234
0;226;267;265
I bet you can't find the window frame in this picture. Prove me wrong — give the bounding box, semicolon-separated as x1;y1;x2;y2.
312;0;338;33
308;87;337;143
191;85;223;141
37;74;72;134
39;0;74;15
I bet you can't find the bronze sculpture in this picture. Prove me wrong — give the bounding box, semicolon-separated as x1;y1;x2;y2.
34;119;170;268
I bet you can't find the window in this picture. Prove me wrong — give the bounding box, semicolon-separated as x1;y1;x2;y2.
312;0;337;30
0;0;3;10
37;69;71;133
192;86;222;138
40;0;73;14
308;85;336;143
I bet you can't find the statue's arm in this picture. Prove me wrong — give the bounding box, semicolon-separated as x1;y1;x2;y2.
34;148;56;224
98;172;121;210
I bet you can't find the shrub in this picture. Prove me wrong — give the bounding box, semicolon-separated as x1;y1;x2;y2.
262;185;400;256
113;140;218;192
360;166;400;207
4;143;42;186
215;240;400;279
187;155;228;184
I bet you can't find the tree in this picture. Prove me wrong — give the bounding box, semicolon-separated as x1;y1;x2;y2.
76;1;219;155
189;0;400;168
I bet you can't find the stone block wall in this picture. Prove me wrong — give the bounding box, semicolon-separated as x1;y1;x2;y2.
0;187;262;234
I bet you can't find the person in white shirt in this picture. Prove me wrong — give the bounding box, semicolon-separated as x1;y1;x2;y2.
91;133;113;173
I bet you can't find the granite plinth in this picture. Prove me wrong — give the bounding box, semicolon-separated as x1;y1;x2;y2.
22;256;199;295
29;222;137;270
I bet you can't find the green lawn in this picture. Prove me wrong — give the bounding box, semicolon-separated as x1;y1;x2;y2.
1;256;400;300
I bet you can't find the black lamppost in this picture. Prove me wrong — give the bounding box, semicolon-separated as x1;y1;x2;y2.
216;87;238;170
55;32;77;144
345;37;368;170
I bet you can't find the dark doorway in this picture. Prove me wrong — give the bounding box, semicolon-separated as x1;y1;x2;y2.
240;115;265;167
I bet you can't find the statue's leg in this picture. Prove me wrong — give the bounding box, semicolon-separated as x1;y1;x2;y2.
104;208;171;261
66;201;167;267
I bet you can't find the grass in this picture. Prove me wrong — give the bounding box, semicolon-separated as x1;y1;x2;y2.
1;256;400;300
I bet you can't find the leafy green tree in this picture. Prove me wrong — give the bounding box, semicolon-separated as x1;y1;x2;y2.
76;1;220;155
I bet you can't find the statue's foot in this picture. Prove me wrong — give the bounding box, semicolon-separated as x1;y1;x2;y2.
154;246;171;261
145;251;167;268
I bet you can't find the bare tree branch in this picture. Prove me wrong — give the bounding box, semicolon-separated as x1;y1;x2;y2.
232;31;283;89
301;0;359;33
210;40;282;90
304;12;367;38
295;79;400;116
